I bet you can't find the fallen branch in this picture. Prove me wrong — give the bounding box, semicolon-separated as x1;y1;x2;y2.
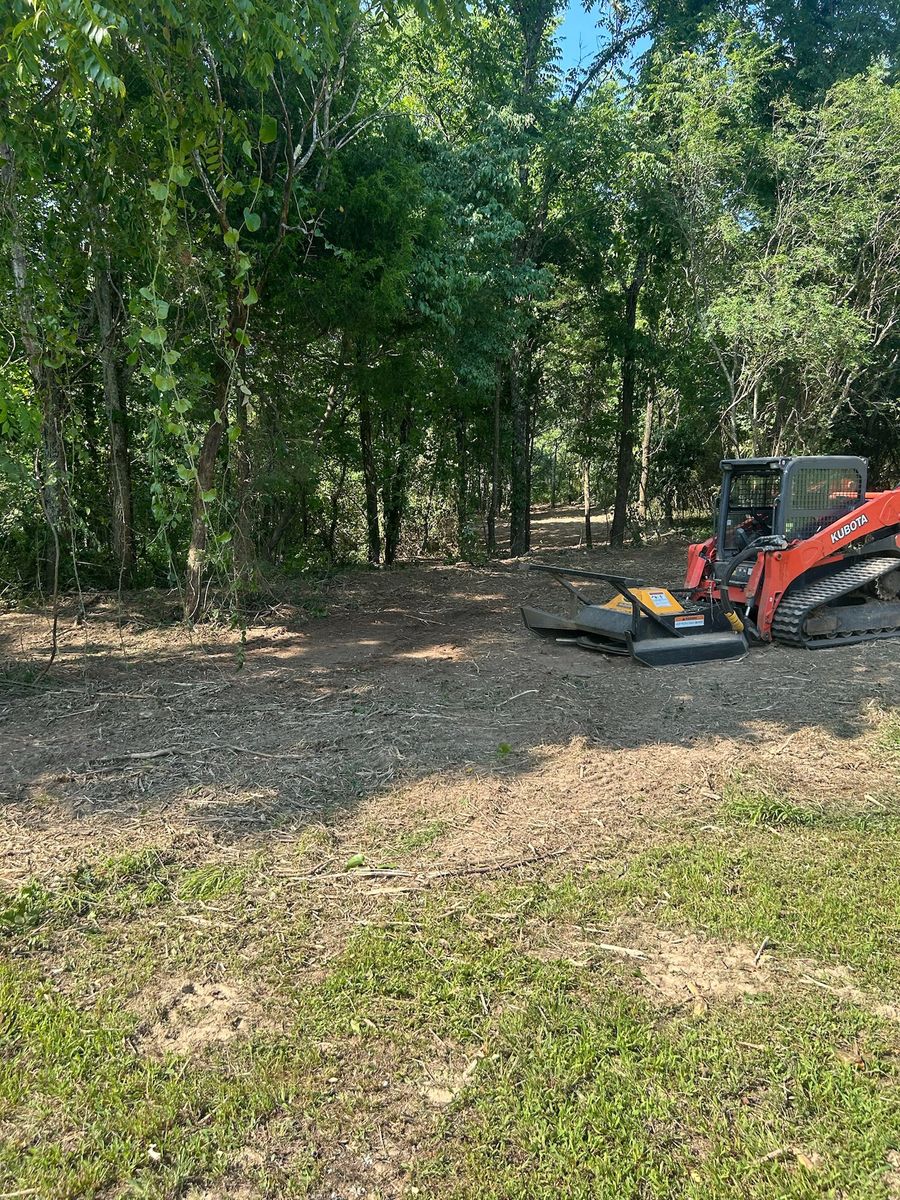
425;845;567;880
593;942;649;960
276;845;568;887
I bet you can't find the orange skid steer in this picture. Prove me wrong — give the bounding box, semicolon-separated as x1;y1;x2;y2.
521;455;900;667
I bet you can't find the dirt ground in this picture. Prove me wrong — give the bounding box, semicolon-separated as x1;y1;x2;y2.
2;505;898;890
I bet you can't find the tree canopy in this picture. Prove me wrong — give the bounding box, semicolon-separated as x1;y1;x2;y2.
1;0;898;607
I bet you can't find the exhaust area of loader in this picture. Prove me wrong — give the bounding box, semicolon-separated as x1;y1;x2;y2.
521;563;749;667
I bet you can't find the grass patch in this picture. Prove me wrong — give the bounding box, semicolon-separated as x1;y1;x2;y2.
177;863;248;902
0;850;176;941
3;821;900;1198
719;776;897;834
388;819;449;858
0;962;318;1200
721;777;817;828
431;989;898;1199
878;709;900;753
518;819;900;990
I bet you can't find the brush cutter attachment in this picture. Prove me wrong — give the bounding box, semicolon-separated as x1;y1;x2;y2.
521;564;748;667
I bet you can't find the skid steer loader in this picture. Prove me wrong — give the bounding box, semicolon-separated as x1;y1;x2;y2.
521;455;900;667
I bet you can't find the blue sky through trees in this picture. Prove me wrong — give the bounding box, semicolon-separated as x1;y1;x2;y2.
556;0;601;71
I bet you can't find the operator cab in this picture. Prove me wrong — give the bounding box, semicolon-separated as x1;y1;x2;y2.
714;455;867;583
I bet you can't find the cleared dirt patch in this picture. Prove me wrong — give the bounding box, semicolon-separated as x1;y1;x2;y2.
138;978;268;1058
2;524;898;892
530;918;900;1019
617;925;774;1005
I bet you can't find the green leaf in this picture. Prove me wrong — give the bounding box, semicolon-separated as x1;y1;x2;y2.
224;228;239;249
345;854;365;871
242;139;253;160
149;181;168;202
175;463;195;483
168;163;191;186
244;209;261;232
234;327;251;347
153;372;175;392
163;349;180;365
259;115;278;144
200;488;217;503
244;285;259;306
139;326;166;346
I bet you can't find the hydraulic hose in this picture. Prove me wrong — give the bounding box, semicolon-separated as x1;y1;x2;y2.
717;536;787;640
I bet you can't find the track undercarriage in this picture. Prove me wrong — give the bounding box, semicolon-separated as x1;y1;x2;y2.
772;558;900;649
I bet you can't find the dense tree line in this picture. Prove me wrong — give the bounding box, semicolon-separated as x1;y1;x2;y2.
1;0;898;613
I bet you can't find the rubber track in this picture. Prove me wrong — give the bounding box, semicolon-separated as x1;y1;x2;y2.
772;556;900;649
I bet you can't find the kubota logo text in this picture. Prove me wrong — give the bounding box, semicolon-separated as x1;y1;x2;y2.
830;514;869;543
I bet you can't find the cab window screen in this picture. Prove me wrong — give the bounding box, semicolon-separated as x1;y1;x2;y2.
723;473;779;552
783;468;863;540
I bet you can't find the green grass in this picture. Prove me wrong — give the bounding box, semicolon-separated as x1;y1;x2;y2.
442;992;898;1199
510;824;900;990
599;831;899;984
0;963;318;1200
2;783;900;1199
721;777;819;827
387;819;449;858
487;775;900;992
176;863;248;901
878;709;900;753
5;893;898;1200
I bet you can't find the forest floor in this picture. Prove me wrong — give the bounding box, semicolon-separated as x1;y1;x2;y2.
2;505;899;1200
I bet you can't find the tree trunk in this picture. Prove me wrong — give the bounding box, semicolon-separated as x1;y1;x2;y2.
184;293;247;619
93;265;134;580
326;462;348;557
487;370;501;554
383;404;413;566
455;410;468;550
509;353;530;556
609;257;647;548
232;385;255;579
13;263;67;581
38;385;67;586
2;146;67;584
184;362;228;619
751;380;761;457
359;394;381;564
265;503;294;560
637;381;655;525
550;442;558;510
582;461;593;549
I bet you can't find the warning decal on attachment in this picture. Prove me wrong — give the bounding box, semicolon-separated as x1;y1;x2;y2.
649;591;674;608
674;614;706;629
